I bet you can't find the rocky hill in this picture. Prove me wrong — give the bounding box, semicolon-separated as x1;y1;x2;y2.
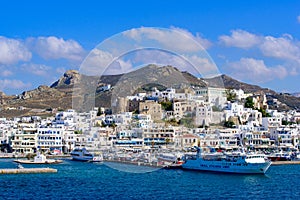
0;65;299;117
214;75;300;111
292;93;300;98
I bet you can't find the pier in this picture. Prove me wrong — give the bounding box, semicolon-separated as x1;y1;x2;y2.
271;160;300;165
0;168;57;174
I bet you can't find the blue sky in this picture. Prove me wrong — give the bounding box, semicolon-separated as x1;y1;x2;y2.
1;0;300;94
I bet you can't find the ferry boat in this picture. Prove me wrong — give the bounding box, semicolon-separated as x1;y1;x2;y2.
70;148;102;162
182;147;271;174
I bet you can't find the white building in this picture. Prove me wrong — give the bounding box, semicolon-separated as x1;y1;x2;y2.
224;102;244;121
173;100;196;120
195;104;212;126
215;128;239;149
115;112;133;126
269;126;299;149
262;116;282;130
55;109;77;127
63;129;76;153
194;87;227;108
231;89;252;100
37;125;64;153
11;124;37;154
136;114;152;128
152;87;176;100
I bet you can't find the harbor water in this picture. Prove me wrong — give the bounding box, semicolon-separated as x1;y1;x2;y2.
1;158;300;199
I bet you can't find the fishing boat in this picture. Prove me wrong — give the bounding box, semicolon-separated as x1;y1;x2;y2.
181;147;271;174
70;148;103;162
14;153;63;164
267;151;291;161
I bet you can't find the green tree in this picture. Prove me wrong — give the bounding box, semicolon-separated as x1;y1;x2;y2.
277;136;282;146
212;105;221;112
226;89;237;102
165;138;171;147
109;123;117;132
160;101;173;111
132;109;139;114
74;130;82;134
165;118;178;126
97;107;103;116
282;120;295;126
179;116;194;128
258;108;271;117
224;121;235;128
242;137;249;146
244;97;254;109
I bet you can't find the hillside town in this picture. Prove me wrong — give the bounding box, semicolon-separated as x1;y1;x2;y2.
0;85;300;159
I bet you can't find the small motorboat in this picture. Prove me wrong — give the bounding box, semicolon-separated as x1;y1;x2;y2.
14;153;63;164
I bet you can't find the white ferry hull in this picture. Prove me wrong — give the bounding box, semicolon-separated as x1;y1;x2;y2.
182;160;271;174
71;156;93;162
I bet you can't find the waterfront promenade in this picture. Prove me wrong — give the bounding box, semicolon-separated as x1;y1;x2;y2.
2;152;300;166
0;167;57;174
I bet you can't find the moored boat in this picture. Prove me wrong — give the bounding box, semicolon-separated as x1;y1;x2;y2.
70;148;103;162
14;153;63;164
156;153;179;163
267;152;291;161
181;147;271;174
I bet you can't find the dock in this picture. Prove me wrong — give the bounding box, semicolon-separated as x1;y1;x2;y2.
104;160;163;168
271;160;300;165
0;168;57;174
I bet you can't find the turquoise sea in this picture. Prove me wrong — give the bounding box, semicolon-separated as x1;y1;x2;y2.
0;158;300;200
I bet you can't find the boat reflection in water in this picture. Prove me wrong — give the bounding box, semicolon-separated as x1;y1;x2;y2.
182;147;271;174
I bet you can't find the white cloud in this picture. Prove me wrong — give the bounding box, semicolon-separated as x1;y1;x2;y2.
171;27;212;49
219;30;300;64
56;67;67;75
0;36;32;65
219;30;262;49
290;67;298;76
81;47;218;77
0;70;13;77
129;49;207;76
219;30;300;75
28;36;84;61
259;35;300;62
21;63;52;76
79;27;218;78
105;59;133;75
80;48;135;75
0;79;31;91
297;15;300;23
228;58;288;83
186;54;218;77
132;49;190;68
80;49;114;75
123;27;212;52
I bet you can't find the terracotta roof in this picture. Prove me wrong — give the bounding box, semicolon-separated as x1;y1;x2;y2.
182;134;199;138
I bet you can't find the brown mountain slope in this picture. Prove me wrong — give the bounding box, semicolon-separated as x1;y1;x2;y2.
0;66;299;118
213;75;300;110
